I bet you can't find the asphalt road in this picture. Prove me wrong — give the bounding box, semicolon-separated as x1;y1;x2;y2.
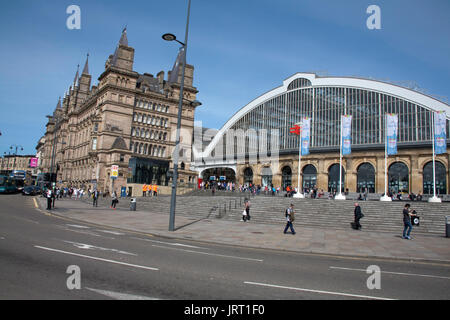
1;194;449;303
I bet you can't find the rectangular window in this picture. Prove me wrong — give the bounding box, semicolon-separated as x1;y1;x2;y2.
92;138;97;151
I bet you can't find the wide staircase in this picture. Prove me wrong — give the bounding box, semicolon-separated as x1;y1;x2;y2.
224;197;450;235
80;193;450;236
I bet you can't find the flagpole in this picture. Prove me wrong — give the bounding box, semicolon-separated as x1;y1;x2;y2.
335;115;346;200
293;122;304;198
381;113;392;201
429;111;441;202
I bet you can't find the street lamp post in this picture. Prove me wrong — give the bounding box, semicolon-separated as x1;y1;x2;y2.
163;0;192;232
9;144;24;173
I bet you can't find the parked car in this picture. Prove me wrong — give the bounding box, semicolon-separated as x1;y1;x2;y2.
22;185;41;196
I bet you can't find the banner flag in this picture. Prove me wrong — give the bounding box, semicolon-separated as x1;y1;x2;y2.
301;117;311;156
386;114;398;155
434;111;447;155
341;115;352;155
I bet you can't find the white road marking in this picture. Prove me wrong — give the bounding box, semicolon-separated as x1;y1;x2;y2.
34;246;159;271
132;237;208;249
330;266;450;280
62;240;137;256
66;224;90;229
96;230;125;236
151;244;263;262
62;228;113;239
244;281;395;300
85;287;160;300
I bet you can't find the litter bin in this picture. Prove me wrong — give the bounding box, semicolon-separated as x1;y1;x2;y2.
130;198;137;211
446;216;450;238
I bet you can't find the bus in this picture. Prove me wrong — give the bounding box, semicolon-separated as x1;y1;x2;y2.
10;170;26;180
10;170;26;192
0;175;18;194
36;173;51;190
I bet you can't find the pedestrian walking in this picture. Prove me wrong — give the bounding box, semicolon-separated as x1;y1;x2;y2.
283;203;296;235
402;203;417;240
244;198;251;221
352;202;364;230
111;191;118;209
92;189;99;207
46;188;53;210
51;188;56;208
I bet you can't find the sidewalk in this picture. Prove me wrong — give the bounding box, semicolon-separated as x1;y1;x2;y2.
36;197;450;263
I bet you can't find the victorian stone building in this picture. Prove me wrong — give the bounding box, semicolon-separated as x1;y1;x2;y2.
37;29;199;195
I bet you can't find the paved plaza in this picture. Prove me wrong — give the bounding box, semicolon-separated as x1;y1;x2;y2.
36;196;450;264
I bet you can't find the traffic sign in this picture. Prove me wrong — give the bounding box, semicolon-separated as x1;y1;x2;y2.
289;124;301;135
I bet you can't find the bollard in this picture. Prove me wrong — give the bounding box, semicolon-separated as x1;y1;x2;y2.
446;216;450;238
130;198;137;211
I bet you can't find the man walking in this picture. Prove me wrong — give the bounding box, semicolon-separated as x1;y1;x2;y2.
402;203;417;240
92;189;99;207
353;202;363;230
46;188;53;210
283;203;296;235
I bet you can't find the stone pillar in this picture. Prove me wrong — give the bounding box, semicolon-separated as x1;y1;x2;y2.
376;155;386;194
316;160;327;192
410;154;420;193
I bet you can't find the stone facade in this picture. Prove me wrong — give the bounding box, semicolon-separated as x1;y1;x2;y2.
37;29;199;193
235;148;450;195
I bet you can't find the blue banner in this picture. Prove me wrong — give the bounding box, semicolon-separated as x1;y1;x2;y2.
301;117;311;156
434;111;447;155
386;114;398;155
341;115;352;155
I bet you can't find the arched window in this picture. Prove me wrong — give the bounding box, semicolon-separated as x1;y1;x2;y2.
303;164;317;190
180;162;185;170
328;164;345;192
244;167;253;185
357;163;376;193
388;162;409;194
423;161;447;195
281;166;292;190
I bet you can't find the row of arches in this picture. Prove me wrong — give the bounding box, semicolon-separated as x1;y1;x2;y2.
131;141;167;158
243;161;447;194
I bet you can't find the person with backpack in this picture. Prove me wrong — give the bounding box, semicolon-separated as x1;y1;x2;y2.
402;203;417;240
283;204;296;235
92;189;99;207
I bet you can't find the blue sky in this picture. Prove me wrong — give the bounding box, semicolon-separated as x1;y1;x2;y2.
0;0;449;156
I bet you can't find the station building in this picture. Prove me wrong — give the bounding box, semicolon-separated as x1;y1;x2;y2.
192;73;450;196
